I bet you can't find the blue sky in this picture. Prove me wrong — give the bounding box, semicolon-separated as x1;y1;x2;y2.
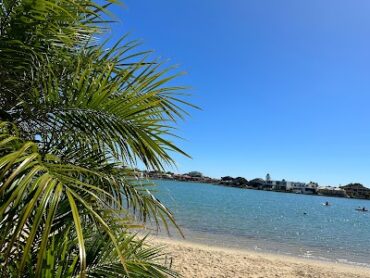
109;1;370;186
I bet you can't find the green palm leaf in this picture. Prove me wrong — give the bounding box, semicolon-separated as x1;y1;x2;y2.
0;0;194;276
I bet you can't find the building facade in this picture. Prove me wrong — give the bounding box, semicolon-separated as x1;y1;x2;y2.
317;186;347;197
340;184;370;199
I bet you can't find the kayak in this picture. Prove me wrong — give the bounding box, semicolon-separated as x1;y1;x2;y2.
355;208;368;212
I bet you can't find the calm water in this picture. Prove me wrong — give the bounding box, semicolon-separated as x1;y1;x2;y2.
152;180;370;267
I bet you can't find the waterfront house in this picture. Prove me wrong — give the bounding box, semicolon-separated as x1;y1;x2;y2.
286;182;306;193
317;186;347;197
248;178;266;189
304;182;319;194
233;177;248;187
339;183;370;199
284;181;318;194
220;176;235;185
271;180;287;191
220;176;248;187
187;171;203;178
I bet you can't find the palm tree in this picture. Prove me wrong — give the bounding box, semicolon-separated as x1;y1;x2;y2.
0;0;193;276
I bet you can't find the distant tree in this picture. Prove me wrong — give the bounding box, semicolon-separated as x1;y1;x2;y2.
221;176;234;181
341;183;365;188
234;177;248;186
187;171;203;177
248;178;265;188
308;181;319;186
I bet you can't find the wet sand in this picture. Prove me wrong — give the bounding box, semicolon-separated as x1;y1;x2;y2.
152;237;370;278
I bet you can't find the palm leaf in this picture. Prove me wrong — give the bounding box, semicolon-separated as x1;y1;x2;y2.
0;0;194;276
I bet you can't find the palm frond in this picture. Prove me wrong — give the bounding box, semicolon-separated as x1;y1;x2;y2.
0;0;194;276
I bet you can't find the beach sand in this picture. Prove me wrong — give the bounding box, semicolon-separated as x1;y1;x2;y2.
152;237;370;278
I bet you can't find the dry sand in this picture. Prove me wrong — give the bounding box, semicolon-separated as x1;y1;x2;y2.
152;237;370;278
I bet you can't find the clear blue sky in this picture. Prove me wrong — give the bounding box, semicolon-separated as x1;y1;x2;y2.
109;1;370;186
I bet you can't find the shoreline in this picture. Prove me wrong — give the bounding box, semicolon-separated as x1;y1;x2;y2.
151;236;370;278
152;178;370;202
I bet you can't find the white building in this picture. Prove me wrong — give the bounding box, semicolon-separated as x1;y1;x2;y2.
265;173;319;194
286;182;306;193
285;181;317;194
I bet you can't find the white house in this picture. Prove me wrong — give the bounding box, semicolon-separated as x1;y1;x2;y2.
265;173;319;194
286;182;306;193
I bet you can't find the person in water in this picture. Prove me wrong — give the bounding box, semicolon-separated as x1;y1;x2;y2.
357;206;367;211
325;201;329;206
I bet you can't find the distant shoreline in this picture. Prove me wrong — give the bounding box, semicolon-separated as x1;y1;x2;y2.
149;177;370;201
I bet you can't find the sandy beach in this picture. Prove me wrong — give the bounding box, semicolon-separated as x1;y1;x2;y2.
152;237;370;278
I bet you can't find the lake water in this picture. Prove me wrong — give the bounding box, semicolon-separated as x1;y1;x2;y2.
152;180;370;267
